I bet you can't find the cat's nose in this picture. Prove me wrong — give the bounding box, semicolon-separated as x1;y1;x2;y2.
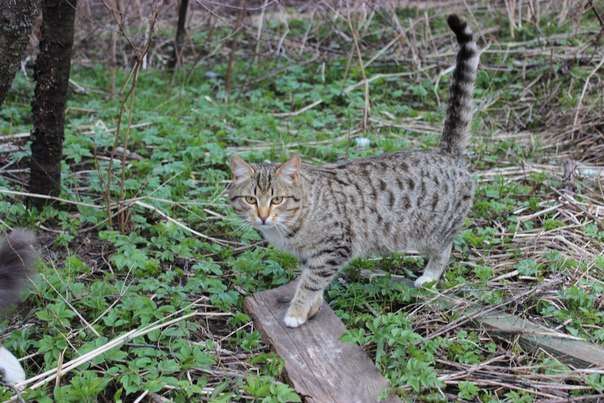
258;208;270;224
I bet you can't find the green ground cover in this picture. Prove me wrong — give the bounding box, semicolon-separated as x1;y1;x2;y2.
1;4;603;401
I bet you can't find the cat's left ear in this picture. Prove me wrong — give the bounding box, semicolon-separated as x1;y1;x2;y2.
230;155;254;184
276;155;301;184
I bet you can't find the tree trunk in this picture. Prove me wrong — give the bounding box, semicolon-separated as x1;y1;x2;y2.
29;0;77;207
169;0;189;70
0;0;38;106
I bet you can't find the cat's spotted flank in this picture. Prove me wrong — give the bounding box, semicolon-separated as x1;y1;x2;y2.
228;14;479;328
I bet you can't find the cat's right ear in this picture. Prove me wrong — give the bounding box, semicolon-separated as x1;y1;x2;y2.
230;155;254;184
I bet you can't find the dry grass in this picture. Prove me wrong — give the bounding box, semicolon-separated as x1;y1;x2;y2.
2;0;604;401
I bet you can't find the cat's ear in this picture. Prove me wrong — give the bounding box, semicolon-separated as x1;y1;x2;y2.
277;155;301;184
230;155;254;184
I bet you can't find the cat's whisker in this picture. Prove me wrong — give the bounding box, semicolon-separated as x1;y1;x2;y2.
275;223;289;237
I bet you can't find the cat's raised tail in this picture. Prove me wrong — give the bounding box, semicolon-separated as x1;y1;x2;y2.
440;14;479;157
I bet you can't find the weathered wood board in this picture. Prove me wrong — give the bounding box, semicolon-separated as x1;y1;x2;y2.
476;311;604;368
244;282;401;403
431;293;604;369
360;270;604;368
246;276;604;402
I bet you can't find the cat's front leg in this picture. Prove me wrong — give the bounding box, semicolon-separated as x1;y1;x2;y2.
283;280;323;328
284;247;351;328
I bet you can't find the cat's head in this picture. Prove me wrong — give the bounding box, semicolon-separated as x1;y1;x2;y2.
228;155;304;228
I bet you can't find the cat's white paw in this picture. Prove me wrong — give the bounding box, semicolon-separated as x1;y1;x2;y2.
414;274;437;288
0;346;26;385
283;313;306;328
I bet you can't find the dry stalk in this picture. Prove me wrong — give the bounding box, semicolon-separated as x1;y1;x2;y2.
9;292;232;398
572;57;604;131
103;1;162;232
225;0;247;97
253;0;269;64
346;1;370;132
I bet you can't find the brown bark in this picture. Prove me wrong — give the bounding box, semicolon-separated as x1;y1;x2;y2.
0;0;38;106
168;0;189;70
29;0;77;207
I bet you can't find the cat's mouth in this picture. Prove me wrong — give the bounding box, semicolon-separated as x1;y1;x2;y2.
253;217;276;227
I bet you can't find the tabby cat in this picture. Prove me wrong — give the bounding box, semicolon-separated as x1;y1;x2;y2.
228;14;479;328
0;229;37;385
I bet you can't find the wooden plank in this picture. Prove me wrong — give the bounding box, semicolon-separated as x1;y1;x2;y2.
476;311;604;368
441;296;604;368
360;270;604;368
244;282;401;403
246;274;604;402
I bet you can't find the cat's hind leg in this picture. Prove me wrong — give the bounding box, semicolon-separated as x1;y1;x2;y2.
414;242;452;287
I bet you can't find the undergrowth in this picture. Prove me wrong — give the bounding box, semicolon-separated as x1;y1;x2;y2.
1;3;603;402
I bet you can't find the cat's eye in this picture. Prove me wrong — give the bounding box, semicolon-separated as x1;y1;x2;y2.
244;196;257;204
271;196;285;205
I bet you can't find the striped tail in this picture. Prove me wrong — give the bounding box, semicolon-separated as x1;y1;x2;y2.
0;229;37;311
440;14;479;156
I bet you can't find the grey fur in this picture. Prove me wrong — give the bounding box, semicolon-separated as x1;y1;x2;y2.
0;229;37;311
229;14;479;327
0;229;36;384
441;14;479;156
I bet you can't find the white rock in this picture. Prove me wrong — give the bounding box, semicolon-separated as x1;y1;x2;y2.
355;137;371;148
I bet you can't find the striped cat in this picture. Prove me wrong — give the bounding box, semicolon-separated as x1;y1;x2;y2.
0;230;37;385
229;14;479;327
